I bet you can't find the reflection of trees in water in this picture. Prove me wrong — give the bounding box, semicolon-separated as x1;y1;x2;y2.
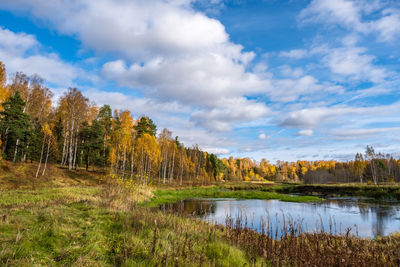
159;200;216;216
370;206;396;236
324;199;398;237
160;199;400;237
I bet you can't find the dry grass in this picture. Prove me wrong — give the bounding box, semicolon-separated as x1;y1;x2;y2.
0;161;104;190
223;213;400;266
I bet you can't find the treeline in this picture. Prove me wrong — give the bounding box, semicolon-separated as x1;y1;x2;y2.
1;61;399;185
222;146;400;184
0;62;226;184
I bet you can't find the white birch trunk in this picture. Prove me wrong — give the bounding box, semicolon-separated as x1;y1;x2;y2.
42;138;51;176
35;136;45;178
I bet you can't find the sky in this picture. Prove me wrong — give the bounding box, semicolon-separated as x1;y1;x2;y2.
0;0;399;162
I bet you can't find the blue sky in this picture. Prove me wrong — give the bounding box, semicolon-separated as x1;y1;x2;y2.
0;0;400;162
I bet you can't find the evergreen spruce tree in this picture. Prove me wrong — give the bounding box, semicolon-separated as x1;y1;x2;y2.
97;105;113;167
80;120;105;170
0;91;32;161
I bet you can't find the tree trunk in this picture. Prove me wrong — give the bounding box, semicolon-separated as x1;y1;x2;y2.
140;145;144;182
35;136;46;178
68;120;75;170
61;121;69;167
13;138;19;162
370;160;377;185
122;148;126;179
163;146;169;184
42;138;51;176
147;159;152;185
169;148;175;184
85;147;90;171
130;153;134;179
73;133;78;169
179;150;183;186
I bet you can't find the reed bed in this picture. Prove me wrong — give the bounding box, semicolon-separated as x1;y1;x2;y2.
222;211;400;266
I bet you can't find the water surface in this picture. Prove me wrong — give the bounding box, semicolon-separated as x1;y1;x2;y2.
159;198;400;237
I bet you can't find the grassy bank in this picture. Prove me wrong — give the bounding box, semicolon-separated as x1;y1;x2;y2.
0;176;257;266
146;186;322;207
1;164;400;266
2;179;400;266
214;181;400;201
275;184;400;201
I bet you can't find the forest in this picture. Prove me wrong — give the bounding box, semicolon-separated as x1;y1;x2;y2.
1;61;399;185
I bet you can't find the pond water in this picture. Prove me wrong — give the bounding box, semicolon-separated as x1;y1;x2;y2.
159;198;400;238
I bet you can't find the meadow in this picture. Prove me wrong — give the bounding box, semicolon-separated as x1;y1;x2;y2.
1;163;400;266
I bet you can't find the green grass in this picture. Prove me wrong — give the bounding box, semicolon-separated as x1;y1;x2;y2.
1;175;399;266
276;183;400;200
1;161;398;265
0;186;100;207
219;182;400;201
146;186;322;207
0;182;264;266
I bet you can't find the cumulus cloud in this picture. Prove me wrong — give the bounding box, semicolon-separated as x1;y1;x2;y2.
323;47;386;83
0;0;271;134
0;0;232;60
280;102;400;130
0;27;79;86
299;0;365;31
83;89;190;118
190;99;270;131
279;49;308;59
102;53;264;108
298;129;314;136
268;75;322;102
299;0;400;42
330;127;400;140
373;8;400;42
258;133;267;140
1;0;399;160
203;147;231;155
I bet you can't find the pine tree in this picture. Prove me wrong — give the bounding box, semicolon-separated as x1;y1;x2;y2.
134;116;157;137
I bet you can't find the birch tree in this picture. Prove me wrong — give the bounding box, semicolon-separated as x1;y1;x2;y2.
58;88;89;170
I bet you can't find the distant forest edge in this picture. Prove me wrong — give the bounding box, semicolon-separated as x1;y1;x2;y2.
0;61;399;185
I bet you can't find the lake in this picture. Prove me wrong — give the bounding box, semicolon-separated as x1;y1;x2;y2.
159;198;400;238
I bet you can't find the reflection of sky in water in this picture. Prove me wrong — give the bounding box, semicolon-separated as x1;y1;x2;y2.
170;199;400;238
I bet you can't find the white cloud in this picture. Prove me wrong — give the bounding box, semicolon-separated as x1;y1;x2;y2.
268;75;322;102
330;127;400;140
323;47;386;82
0;0;231;61
0;27;37;54
258;133;267;140
280;102;400;130
372;8;400;42
298;129;314;136
2;0;399;161
190;99;270;131
102;53;264;108
299;0;365;31
279;49;308;59
279;65;304;78
203;147;231;155
0;0;272;134
299;0;400;42
83;89;190;118
0;27;79;86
